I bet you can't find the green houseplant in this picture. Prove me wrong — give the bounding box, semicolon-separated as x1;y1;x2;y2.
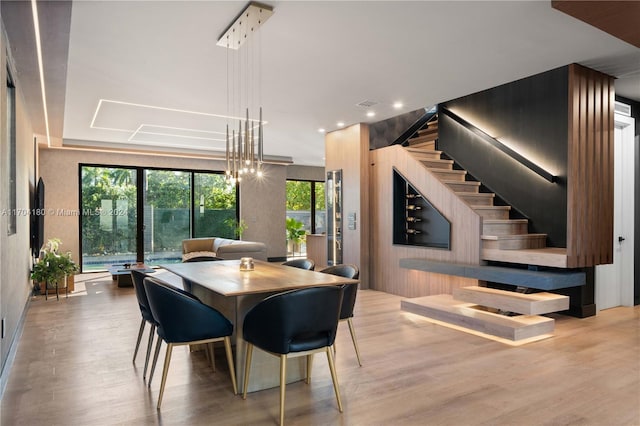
286;217;306;256
224;218;248;239
31;238;79;293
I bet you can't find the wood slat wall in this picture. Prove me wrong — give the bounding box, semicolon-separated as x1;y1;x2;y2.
566;64;614;268
369;146;481;297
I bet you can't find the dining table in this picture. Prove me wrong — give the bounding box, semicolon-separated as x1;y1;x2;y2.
160;259;359;393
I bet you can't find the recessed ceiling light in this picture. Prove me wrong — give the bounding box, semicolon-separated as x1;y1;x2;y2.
366;111;376;118
318;128;326;133
337;121;345;127
393;102;403;109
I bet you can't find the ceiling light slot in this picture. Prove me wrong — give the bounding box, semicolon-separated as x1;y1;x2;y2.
356;100;379;108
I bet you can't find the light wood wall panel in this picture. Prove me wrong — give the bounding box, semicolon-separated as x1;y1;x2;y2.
370;146;481;297
325;124;370;288
566;64;614;268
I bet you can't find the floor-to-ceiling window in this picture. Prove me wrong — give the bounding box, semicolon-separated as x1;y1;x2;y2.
80;166;138;271
285;179;325;257
143;170;191;265
193;172;237;238
80;165;237;271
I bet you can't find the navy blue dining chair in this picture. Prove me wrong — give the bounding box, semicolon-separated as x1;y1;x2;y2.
281;258;315;271
130;270;157;379
143;277;237;409
320;264;362;366
242;286;344;425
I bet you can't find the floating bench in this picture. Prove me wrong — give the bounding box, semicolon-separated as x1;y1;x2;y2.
401;295;556;342
453;286;569;315
399;258;585;290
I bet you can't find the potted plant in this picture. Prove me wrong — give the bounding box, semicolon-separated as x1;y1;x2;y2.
286;217;307;256
31;238;79;297
224;218;248;240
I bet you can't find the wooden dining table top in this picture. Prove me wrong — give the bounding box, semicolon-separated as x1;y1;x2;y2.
160;259;358;297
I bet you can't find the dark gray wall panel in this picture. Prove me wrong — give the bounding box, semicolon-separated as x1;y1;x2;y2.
440;66;569;246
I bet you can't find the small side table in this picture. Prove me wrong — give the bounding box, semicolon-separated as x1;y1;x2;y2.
107;263;155;287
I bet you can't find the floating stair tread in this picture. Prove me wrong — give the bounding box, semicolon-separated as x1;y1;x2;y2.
419;120;438;131
484;219;528;225
409;134;438;144
399;258;583;289
405;147;442;155
472;205;511;210
453;286;569;315
482;233;547;241
443;180;480;186
429;168;466;175
401;294;555;341
410;140;436;149
420;159;453;169
458;193;495;206
482;233;547;250
417;127;438;136
482;247;569;269
409;152;443;161
458;192;495;199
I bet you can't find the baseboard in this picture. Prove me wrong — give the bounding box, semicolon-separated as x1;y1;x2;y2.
561;303;596;318
0;295;31;399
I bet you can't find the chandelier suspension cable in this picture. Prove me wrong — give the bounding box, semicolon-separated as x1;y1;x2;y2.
218;2;273;184
244;34;250;172
258;22;264;169
225;34;231;180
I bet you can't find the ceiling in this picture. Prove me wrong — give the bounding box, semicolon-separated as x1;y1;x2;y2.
4;1;640;166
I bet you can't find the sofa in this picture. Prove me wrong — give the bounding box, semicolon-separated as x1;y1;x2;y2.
181;237;268;262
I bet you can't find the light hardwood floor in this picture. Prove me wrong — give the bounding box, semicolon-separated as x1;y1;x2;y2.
1;272;639;425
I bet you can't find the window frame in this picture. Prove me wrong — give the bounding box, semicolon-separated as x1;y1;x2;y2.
285;178;325;234
78;164;238;272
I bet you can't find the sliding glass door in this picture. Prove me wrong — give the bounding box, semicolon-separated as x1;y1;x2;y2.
193;173;237;239
80;166;237;272
81;166;137;271
143;170;191;265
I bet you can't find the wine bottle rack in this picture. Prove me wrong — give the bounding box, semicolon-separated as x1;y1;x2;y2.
392;168;451;249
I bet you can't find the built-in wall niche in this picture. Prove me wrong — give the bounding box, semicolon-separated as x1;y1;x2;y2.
392;169;450;249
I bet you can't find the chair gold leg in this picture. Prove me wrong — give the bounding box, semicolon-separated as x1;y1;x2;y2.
223;337;237;395
133;319;145;363
326;347;343;413
156;343;173;410
280;355;287;426
157;343;173;410
148;337;162;387
143;324;156;379
207;343;216;372
347;318;362;366
242;343;253;400
306;354;313;384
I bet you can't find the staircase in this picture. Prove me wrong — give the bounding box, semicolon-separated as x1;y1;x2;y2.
405;118;566;267
399;117;575;343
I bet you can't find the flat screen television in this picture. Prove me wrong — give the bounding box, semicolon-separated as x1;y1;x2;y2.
31;177;45;257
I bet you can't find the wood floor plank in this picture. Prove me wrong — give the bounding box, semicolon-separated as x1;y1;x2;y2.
1;273;638;425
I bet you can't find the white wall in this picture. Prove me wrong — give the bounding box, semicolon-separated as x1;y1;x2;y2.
0;24;37;391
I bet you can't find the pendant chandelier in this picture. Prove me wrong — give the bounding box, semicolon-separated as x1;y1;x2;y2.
218;2;273;184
